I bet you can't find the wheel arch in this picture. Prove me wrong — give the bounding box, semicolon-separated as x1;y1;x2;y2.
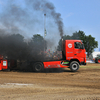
69;59;80;65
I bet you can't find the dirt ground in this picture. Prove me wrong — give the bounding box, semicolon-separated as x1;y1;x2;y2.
0;63;100;100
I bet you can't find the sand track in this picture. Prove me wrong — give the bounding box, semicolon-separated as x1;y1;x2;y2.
0;63;100;100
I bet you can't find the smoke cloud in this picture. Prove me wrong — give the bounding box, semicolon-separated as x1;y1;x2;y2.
0;0;64;62
25;0;63;37
0;0;63;37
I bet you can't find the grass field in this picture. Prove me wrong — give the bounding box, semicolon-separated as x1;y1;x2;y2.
80;63;100;68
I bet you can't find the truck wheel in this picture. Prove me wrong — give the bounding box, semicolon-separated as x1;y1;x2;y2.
70;61;79;72
33;62;44;72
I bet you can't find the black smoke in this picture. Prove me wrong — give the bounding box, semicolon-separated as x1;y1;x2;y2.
0;33;47;61
0;0;64;61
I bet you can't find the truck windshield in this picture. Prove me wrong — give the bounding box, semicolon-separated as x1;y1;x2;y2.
74;42;84;49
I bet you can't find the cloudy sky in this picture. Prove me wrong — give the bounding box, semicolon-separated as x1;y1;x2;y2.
0;0;100;51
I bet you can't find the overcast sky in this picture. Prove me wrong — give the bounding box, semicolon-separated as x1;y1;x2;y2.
0;0;100;51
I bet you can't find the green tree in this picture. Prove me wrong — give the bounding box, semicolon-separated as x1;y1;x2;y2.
28;34;47;61
29;34;47;54
84;35;98;56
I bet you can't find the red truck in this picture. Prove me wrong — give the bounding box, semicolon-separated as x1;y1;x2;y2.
0;40;86;72
32;40;86;72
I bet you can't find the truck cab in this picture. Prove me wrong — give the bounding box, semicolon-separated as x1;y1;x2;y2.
62;40;86;65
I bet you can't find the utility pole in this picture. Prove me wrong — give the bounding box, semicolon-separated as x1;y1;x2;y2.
44;14;46;53
44;14;46;39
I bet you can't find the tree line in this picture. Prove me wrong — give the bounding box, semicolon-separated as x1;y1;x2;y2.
0;30;98;60
0;34;46;61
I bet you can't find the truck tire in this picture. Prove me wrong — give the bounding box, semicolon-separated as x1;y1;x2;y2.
33;62;44;72
70;61;79;72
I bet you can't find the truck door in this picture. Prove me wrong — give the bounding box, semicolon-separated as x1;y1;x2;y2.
74;42;85;61
66;41;74;59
